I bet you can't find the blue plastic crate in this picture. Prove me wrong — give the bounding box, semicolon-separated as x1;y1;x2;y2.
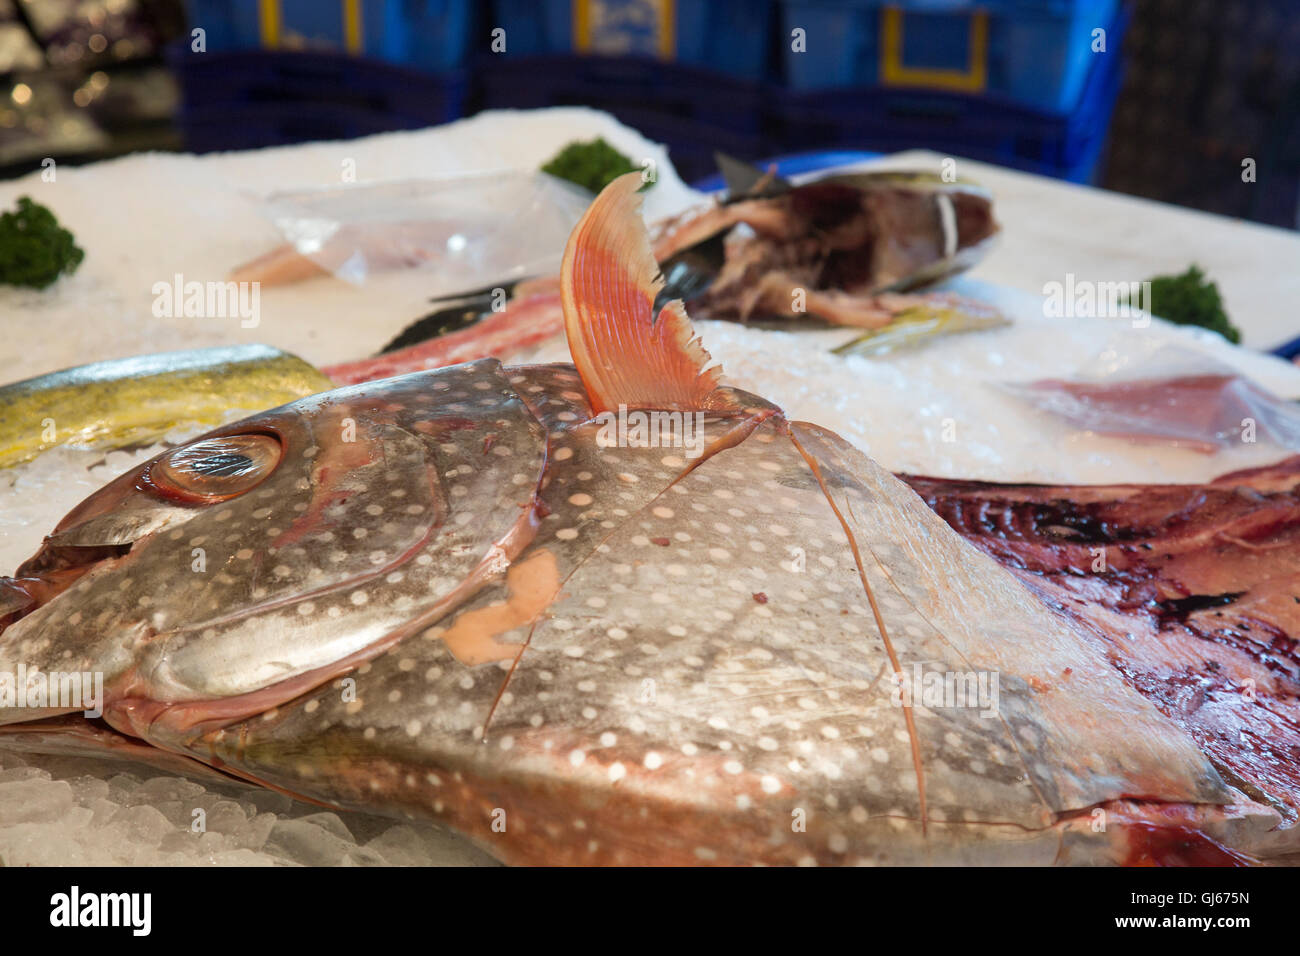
764;0;1127;182
489;0;774;81
184;0;471;72
778;0;1118;112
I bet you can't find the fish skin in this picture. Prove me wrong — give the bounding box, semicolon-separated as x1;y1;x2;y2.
0;345;333;469
0;176;1258;865
0;360;549;737
0;356;1251;864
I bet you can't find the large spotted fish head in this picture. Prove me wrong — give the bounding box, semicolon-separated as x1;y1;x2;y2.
0;363;549;740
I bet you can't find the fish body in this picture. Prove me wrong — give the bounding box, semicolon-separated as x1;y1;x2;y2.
653;170;1000;326
0;176;1266;865
0;345;333;469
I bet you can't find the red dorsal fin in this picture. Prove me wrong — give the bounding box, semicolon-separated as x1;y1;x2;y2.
561;172;725;415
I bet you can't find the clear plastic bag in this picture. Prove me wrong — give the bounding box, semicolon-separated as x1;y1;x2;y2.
1001;344;1300;454
230;171;593;288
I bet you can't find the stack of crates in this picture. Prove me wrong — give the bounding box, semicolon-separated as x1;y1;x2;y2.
767;0;1130;183
172;0;471;152
168;1;1131;187
473;0;1129;184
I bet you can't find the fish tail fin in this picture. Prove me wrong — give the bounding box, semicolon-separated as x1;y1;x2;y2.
560;173;724;414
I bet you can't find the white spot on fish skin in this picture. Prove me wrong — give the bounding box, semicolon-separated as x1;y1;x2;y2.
644;752;663;770
297;602;316;616
556;528;578;541
553;447;573;461
569;749;585;767
608;763;626;782
350;591;368;606
599;732;617;747
761;775;782;794
406;719;422;737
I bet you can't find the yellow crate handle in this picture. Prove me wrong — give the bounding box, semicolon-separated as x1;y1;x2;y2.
344;0;363;54
575;0;676;59
881;7;988;93
259;0;364;54
258;0;280;49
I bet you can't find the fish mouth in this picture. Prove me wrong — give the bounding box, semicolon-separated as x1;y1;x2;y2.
0;541;134;636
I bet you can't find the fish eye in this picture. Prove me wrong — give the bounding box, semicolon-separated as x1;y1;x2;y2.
146;434;282;503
